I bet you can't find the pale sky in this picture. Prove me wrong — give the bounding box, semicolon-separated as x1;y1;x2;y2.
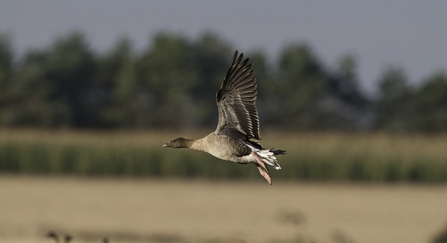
1;1;446;94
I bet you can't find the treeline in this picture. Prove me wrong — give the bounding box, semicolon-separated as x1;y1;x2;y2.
0;30;446;131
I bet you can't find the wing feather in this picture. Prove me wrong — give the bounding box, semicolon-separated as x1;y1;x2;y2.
215;51;261;140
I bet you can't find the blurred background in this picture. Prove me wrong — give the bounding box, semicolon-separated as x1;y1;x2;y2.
1;1;447;243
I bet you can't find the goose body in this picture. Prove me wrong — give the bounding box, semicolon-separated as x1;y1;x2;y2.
163;51;285;184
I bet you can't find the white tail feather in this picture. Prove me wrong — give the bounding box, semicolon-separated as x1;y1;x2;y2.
257;149;281;170
243;142;282;170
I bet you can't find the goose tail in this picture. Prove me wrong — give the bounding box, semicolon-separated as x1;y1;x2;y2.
256;148;285;170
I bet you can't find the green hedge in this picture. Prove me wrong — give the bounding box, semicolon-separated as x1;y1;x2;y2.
1;132;447;182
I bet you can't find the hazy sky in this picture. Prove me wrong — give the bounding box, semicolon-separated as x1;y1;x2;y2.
1;1;446;94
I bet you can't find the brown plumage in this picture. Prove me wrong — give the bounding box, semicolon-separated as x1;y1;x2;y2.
163;51;285;184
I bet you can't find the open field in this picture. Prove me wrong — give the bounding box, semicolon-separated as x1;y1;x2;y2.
0;176;447;243
1;129;447;182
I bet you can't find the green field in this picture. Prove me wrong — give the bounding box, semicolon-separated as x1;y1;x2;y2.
1;129;447;182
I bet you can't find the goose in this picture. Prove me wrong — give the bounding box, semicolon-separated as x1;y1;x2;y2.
64;234;73;243
46;231;60;243
163;51;285;184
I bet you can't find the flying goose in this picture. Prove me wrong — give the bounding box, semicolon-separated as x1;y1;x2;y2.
163;51;285;184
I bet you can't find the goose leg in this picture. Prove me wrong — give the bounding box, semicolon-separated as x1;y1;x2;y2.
252;151;272;185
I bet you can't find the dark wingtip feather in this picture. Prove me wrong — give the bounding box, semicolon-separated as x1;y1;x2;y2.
271;149;286;155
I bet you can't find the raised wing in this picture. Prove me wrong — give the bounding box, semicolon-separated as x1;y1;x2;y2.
214;51;261;140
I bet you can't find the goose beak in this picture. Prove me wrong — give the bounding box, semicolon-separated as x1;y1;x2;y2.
163;142;171;147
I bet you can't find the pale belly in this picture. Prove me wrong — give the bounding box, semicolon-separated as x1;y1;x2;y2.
209;150;256;164
196;134;255;164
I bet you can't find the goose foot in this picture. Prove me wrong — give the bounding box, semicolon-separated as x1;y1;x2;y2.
252;151;272;185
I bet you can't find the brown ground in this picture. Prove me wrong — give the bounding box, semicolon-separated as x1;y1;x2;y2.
0;176;446;243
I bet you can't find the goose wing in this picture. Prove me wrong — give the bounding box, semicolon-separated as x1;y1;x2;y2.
214;51;261;140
